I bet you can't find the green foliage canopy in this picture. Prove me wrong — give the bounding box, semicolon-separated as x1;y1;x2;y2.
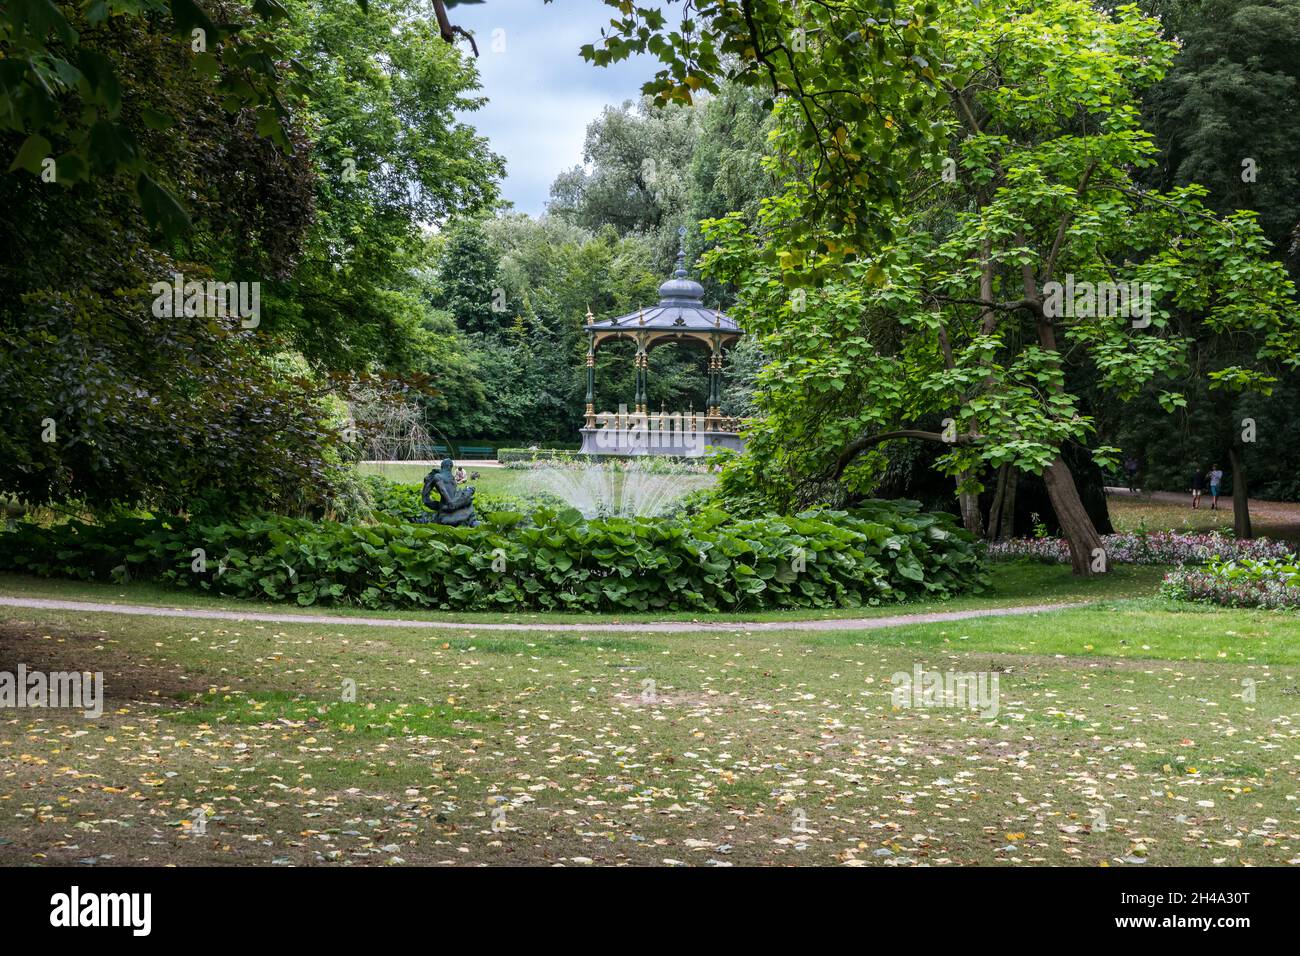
700;0;1300;513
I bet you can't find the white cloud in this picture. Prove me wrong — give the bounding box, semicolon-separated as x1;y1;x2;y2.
449;0;655;215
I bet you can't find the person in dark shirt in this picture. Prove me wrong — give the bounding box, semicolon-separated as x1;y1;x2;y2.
1123;455;1139;494
1190;469;1204;509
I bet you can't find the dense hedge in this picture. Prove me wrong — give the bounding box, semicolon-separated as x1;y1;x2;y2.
497;448;604;464
496;448;720;466
0;501;987;612
453;439;581;454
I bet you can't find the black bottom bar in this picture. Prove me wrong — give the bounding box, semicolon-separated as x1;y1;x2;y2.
1;865;1284;942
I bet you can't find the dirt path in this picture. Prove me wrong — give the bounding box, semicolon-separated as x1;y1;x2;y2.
0;595;1084;633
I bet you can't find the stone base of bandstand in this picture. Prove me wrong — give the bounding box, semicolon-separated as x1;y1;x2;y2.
578;427;745;458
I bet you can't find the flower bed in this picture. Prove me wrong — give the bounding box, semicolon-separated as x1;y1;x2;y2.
502;453;714;474
988;531;1294;566
1160;557;1300;610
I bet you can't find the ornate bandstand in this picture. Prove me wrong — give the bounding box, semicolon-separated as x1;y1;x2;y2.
578;239;746;457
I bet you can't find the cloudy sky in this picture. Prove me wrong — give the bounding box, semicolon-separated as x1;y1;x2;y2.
449;0;657;216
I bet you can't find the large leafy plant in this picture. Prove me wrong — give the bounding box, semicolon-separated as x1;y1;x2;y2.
0;500;987;612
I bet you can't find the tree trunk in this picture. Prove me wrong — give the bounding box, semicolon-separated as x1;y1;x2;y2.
1043;456;1103;575
1229;446;1253;539
957;471;983;537
986;463;1010;540
1020;243;1103;571
999;467;1018;541
986;463;1019;541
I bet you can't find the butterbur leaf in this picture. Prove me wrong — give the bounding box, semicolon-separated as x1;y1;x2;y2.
0;502;986;613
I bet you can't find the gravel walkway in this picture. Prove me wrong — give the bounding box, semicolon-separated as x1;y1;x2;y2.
0;596;1084;633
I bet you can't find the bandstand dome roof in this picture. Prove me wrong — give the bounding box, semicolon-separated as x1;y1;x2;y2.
585;249;743;337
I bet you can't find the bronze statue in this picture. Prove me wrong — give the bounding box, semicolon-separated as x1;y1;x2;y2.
417;458;477;526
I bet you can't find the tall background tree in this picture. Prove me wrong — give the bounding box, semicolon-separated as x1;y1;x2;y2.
0;0;502;511
697;0;1297;571
1096;0;1300;535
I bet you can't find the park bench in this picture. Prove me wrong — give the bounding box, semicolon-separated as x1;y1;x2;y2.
456;445;495;459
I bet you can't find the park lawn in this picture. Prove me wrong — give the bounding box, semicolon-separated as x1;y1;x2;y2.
0;597;1296;867
1106;491;1300;541
0;562;1165;624
359;461;719;508
809;597;1300;665
360;462;527;496
1107;494;1239;534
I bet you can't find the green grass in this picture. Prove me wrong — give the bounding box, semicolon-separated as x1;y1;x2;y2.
1108;496;1231;534
170;691;495;737
359;460;719;509
5;489;1299;865
1;594;1296;866
1107;491;1300;541
360;462;529;496
808;595;1300;664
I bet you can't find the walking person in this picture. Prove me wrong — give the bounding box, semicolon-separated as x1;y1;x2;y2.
1123;455;1140;494
1190;468;1204;509
1207;463;1224;510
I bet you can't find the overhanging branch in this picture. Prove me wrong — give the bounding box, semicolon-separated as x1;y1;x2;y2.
832;428;979;479
433;0;479;55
